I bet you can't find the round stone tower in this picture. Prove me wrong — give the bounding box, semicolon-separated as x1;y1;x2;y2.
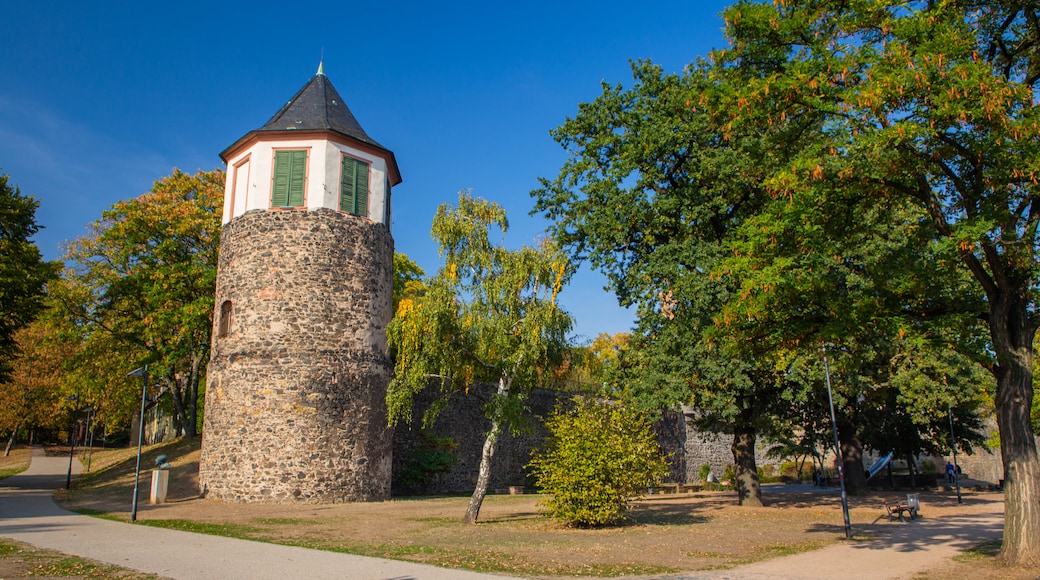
199;65;400;503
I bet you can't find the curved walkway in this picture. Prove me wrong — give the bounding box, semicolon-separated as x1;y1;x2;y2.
0;448;1005;580
0;447;519;580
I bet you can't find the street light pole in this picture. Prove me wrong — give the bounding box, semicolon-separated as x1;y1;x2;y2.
822;344;853;539
128;365;148;522
65;395;79;490
947;404;963;504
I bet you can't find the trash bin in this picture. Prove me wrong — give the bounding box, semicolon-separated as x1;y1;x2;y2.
906;493;920;519
150;455;171;504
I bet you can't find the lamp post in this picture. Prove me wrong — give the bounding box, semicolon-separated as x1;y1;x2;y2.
822;344;853;539
947;404;963;504
84;407;96;472
127;365;148;522
65;394;79;490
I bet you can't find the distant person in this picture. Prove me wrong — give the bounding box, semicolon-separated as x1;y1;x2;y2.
946;461;956;483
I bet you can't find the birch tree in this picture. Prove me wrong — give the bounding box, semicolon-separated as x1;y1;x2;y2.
387;191;572;524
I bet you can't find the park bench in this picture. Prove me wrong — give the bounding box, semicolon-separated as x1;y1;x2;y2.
883;493;920;522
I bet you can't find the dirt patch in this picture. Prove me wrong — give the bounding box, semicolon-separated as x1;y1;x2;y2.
59;439;1012;577
0;537;161;578
0;445;31;477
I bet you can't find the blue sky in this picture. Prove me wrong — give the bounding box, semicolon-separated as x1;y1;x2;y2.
1;1;731;342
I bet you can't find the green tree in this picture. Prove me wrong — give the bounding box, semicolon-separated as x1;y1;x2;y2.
387;191;573;524
528;398;667;526
392;252;426;312
533;61;801;506
62;169;223;437
717;1;1040;564
0;171;61;381
1;321;69;454
555;333;631;394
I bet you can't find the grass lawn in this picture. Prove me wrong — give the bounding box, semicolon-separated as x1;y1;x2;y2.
0;537;158;578
0;445;31;479
39;437;1030;578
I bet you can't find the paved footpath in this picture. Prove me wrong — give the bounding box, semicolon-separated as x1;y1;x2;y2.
1;448;1005;580
0;447;521;579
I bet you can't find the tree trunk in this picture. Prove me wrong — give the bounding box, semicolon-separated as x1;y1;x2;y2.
839;431;868;495
462;376;511;524
991;306;1040;566
731;427;762;506
166;373;187;437
906;454;917;489
990;320;1040;565
4;420;21;456
183;351;204;437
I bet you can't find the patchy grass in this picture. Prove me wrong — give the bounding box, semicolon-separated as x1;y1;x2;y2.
0;445;31;479
58;437;1009;578
0;538;158;578
913;540;1039;580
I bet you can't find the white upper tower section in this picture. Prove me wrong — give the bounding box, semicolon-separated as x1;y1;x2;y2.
218;65;402;227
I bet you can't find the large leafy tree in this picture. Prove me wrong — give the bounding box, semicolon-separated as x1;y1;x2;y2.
533;61;807;506
0;171;61;381
1;321;70;454
718;0;1040;564
387;191;573;524
61;169;222;437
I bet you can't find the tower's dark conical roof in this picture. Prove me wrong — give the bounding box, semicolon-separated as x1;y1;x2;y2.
220;68;401;187
257;71;384;149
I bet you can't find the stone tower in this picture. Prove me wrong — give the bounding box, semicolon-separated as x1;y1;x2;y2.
199;65;400;503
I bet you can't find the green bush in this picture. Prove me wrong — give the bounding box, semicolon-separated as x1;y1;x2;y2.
528;399;668;526
393;431;457;495
722;464;736;484
698;463;712;483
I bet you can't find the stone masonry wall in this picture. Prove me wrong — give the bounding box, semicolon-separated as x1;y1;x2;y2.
392;386;560;495
393;392;781;495
200;208;393;503
657;409;779;483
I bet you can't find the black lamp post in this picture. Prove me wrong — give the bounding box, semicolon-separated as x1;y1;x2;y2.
65;394;79;490
822;344;852;539
948;404;963;504
127;365;148;522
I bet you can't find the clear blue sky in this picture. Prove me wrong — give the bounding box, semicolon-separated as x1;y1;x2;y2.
1;0;731;342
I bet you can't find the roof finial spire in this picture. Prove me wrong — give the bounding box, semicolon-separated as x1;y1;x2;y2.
317;48;325;76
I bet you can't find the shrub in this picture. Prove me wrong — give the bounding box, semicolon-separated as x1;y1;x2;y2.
528;399;668;526
698;462;712;483
722;464;736;484
393;431;457;495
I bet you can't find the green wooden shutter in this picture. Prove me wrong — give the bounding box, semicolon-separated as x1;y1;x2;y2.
355;160;369;217
272;150;307;207
287;150;306;206
340;157;370;216
340;156;356;213
272;151;291;207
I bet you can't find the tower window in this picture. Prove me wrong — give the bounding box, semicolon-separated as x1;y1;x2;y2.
218;300;233;338
272;150;307;207
340;156;369;217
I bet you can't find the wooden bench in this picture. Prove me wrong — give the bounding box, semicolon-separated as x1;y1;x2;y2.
883;498;917;522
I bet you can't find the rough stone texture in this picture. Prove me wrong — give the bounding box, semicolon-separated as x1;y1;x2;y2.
393;391;783;495
392;386;558;495
657;409;778;482
200;208;393;503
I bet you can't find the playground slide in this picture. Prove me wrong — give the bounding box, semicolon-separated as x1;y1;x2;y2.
866;451;894;480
